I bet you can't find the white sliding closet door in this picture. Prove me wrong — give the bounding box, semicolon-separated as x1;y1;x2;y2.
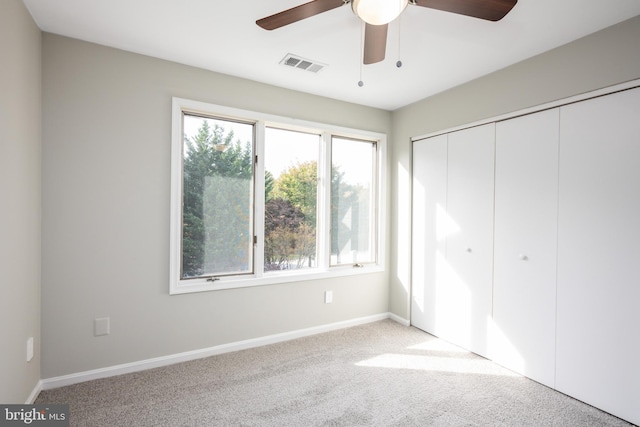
442;125;495;357
556;87;640;426
411;134;447;335
492;108;559;387
411;125;494;357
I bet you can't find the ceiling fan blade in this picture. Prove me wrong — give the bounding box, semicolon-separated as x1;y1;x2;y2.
413;0;517;22
256;0;346;30
363;23;388;64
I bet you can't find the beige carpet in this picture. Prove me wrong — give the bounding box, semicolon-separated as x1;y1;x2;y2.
36;320;635;426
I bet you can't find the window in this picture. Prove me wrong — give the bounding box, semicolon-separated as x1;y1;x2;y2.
181;114;255;279
264;127;319;272
331;137;377;266
170;98;386;294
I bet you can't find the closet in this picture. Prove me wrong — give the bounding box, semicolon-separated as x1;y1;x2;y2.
411;84;640;426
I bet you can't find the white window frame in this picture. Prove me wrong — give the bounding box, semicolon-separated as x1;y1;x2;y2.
170;97;386;294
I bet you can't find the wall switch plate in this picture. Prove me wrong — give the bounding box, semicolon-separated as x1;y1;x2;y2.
325;290;333;304
94;317;110;336
26;337;34;362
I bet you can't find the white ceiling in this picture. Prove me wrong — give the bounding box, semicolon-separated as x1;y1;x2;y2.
23;0;640;111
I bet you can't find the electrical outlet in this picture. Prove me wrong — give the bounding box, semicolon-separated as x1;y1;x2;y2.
94;317;110;336
26;337;34;362
325;290;333;304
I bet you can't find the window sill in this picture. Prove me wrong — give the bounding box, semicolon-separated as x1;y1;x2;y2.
170;264;385;295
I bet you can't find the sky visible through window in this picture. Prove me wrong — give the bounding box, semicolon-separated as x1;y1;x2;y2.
332;136;375;187
265;127;318;177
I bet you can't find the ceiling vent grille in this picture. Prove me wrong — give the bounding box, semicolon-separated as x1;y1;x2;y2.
280;54;326;73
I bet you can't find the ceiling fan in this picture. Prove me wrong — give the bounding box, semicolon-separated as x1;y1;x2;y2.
257;0;518;65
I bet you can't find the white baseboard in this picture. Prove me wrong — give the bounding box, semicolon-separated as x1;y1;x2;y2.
26;380;42;404
388;312;410;326
41;312;396;391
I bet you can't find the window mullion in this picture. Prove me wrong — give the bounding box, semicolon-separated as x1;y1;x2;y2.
376;136;386;269
317;132;332;270
254;121;266;278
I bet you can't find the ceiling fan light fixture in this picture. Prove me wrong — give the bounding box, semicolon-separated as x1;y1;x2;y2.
351;0;409;25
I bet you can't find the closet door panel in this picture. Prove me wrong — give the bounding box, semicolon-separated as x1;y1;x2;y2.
492;108;559;387
556;87;640;426
444;124;495;357
411;135;447;334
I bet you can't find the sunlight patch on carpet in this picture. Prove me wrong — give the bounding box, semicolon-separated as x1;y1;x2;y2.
407;339;469;354
355;353;520;377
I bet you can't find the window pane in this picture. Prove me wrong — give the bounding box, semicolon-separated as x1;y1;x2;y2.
264;128;319;271
181;114;254;279
331;137;376;265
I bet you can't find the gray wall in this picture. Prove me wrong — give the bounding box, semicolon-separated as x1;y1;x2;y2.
41;34;392;378
389;15;640;320
0;0;42;403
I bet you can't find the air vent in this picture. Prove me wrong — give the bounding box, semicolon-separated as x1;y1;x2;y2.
280;54;326;73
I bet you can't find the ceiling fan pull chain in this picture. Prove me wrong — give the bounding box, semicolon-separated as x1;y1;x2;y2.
358;19;365;87
396;13;403;68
